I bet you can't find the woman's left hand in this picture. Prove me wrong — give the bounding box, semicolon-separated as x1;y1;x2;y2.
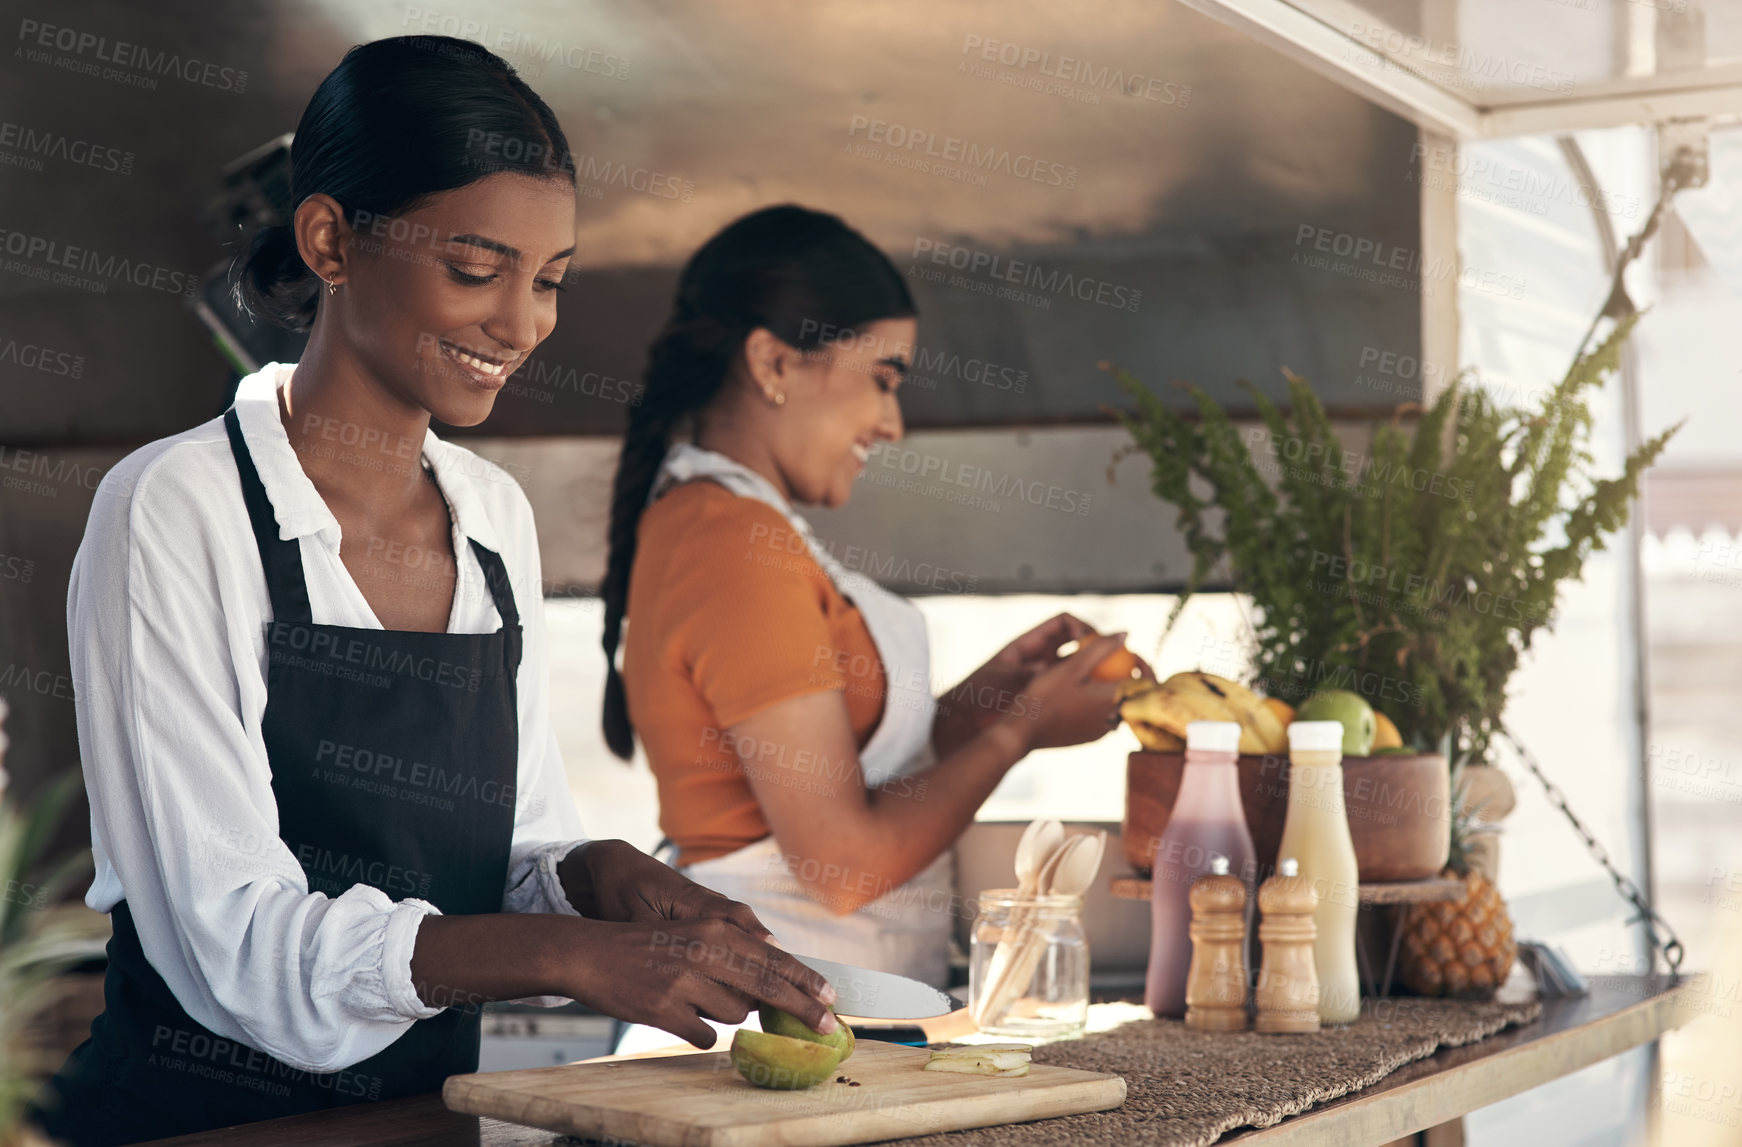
560;839;777;938
934;613;1151;756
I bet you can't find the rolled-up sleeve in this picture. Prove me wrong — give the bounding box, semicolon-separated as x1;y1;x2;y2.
72;449;443;1075
500;719;586;918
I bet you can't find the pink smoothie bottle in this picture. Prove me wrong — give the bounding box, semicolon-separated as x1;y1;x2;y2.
1144;721;1257;1018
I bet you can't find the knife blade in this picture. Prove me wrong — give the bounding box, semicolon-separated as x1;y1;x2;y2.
793;954;958;1019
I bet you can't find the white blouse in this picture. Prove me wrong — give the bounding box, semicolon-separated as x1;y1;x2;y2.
69;362;588;1073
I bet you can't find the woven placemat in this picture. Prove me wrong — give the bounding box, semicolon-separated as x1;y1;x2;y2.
885;995;1542;1147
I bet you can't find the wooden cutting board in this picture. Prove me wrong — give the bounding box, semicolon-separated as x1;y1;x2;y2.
444;1038;1126;1147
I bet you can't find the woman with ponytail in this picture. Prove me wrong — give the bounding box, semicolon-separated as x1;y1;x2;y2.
604;206;1141;1051
32;39;833;1146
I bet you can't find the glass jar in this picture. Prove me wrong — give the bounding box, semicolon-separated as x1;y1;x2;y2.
969;890;1089;1039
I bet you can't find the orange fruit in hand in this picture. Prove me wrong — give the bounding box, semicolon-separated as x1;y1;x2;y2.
1090;645;1140;682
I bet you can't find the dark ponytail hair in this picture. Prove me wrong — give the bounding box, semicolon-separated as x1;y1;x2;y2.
600;205;915;760
233;35;575;331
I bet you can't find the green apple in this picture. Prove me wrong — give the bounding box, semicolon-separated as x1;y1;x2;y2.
1295;690;1377;756
759;1004;855;1064
730;1029;844;1090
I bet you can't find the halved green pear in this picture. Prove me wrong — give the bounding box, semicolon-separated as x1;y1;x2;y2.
730;1029;845;1090
759;1004;856;1064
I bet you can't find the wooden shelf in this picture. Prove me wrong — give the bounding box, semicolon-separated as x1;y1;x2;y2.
1109;875;1465;904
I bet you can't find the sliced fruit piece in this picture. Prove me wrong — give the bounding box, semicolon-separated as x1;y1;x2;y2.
924;1044;1033;1076
759;1005;855;1064
926;1050;1031;1068
932;1043;1033;1054
730;1029;844;1090
924;1058;1032;1076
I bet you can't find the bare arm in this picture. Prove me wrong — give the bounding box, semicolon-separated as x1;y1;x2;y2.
408;841;839;1047
728;627;1130;914
931;613;1115;758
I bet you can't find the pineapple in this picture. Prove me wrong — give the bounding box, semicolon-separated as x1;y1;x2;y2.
1397;761;1516;998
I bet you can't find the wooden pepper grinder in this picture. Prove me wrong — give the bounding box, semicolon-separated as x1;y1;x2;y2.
1255;857;1321;1034
1185;855;1249;1031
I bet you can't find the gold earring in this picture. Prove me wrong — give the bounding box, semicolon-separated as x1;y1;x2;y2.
766;389;786;407
325;279;338;297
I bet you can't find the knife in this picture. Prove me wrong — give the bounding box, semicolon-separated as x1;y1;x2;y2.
793;954;958;1019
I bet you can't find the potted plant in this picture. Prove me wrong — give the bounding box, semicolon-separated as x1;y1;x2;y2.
1105;309;1677;996
0;700;105;1147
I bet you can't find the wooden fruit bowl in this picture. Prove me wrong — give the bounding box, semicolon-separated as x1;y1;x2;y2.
1122;750;1451;883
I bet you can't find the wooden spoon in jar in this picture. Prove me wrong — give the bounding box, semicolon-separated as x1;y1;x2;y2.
976;820;1063;1026
1015;819;1063;897
1045;830;1106;897
985;831;1108;1024
983;832;1092;1022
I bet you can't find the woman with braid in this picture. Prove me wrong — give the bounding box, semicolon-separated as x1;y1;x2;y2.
601;206;1140;1048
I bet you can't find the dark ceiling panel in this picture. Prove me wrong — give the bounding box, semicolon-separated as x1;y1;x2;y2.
0;0;1422;446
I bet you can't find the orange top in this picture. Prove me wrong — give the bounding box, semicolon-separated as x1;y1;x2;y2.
623;481;887;867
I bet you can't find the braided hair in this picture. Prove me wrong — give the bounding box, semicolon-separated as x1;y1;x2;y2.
600;205;915;759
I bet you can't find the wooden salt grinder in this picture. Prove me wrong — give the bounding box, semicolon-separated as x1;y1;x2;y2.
1185;855;1249;1032
1255;857;1321;1034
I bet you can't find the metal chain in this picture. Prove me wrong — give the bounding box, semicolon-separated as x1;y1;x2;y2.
1486;149;1698;979
1497;725;1684;975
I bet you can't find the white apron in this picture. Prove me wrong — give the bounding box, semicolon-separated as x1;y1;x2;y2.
615;444;954;1052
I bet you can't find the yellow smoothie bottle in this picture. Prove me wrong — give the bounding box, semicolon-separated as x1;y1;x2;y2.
1276;720;1361;1024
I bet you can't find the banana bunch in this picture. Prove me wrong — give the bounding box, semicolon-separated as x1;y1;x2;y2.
1119;671;1289;755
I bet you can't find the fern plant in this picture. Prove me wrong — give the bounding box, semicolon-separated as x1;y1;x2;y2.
0;701;104;1146
1107;312;1678;766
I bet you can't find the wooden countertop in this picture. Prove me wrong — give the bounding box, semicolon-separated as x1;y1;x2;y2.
138;974;1700;1147
1219;973;1701;1145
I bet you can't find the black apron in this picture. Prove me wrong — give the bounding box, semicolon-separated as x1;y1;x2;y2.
32;409;522;1146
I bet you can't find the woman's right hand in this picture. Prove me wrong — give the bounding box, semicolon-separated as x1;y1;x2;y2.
563;916;839;1048
994;630;1131;753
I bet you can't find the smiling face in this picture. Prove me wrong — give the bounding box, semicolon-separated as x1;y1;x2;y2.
328;172;576;427
755;317;916;508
